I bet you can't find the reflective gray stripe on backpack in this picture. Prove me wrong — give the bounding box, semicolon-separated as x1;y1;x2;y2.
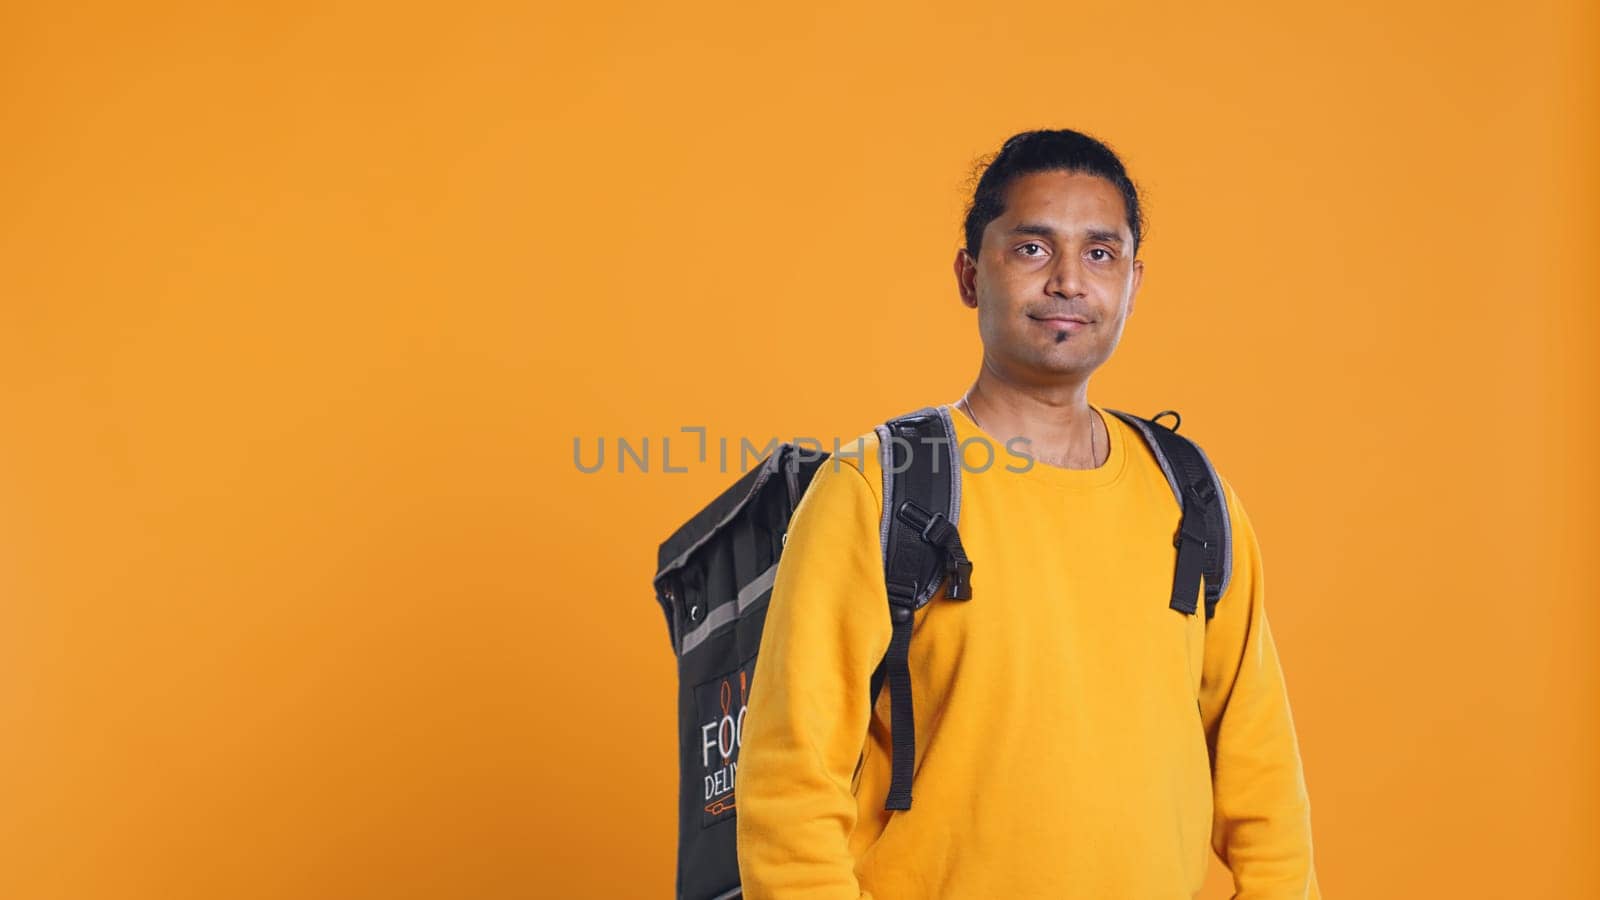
936;403;963;534
874;422;895;563
677;560;779;657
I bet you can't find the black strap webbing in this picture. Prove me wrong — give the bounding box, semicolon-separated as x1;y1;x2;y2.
883;590;917;810
1114;410;1227;619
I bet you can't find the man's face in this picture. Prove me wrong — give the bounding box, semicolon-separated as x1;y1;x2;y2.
954;170;1144;383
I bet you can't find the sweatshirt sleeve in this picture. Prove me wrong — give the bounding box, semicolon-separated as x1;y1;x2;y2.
735;452;891;900
1199;475;1323;899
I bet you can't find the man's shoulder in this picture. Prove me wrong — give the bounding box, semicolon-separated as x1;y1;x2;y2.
815;424;882;492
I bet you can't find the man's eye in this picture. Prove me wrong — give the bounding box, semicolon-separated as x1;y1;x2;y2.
1018;243;1046;257
1087;248;1114;261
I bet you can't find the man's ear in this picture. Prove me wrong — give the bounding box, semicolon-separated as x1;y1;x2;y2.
953;248;978;308
1128;257;1144;317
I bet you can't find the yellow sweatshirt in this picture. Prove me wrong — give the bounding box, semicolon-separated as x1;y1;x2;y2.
735;402;1320;899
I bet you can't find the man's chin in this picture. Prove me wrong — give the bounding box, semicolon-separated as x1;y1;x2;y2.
1021;356;1097;379
1022;343;1111;376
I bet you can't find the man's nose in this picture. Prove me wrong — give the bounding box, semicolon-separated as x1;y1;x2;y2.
1046;250;1086;297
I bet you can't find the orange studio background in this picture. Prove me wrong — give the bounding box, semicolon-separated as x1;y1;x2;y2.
1;2;1595;898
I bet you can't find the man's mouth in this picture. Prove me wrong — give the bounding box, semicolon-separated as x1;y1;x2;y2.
1030;314;1091;331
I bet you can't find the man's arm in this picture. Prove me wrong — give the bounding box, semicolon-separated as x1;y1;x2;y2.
735;453;889;900
1200;475;1323;899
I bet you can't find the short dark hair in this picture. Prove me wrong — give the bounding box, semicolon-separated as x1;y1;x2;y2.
962;129;1145;258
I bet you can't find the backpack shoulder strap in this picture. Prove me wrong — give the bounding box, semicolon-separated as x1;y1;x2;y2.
876;405;970;609
1105;408;1233;620
868;404;972;811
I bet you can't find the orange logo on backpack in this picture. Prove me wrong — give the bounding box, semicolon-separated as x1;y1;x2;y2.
699;667;751;817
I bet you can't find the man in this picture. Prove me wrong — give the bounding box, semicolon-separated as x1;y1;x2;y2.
734;129;1321;898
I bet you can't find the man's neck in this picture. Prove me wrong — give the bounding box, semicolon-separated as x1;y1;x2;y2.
962;371;1104;470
